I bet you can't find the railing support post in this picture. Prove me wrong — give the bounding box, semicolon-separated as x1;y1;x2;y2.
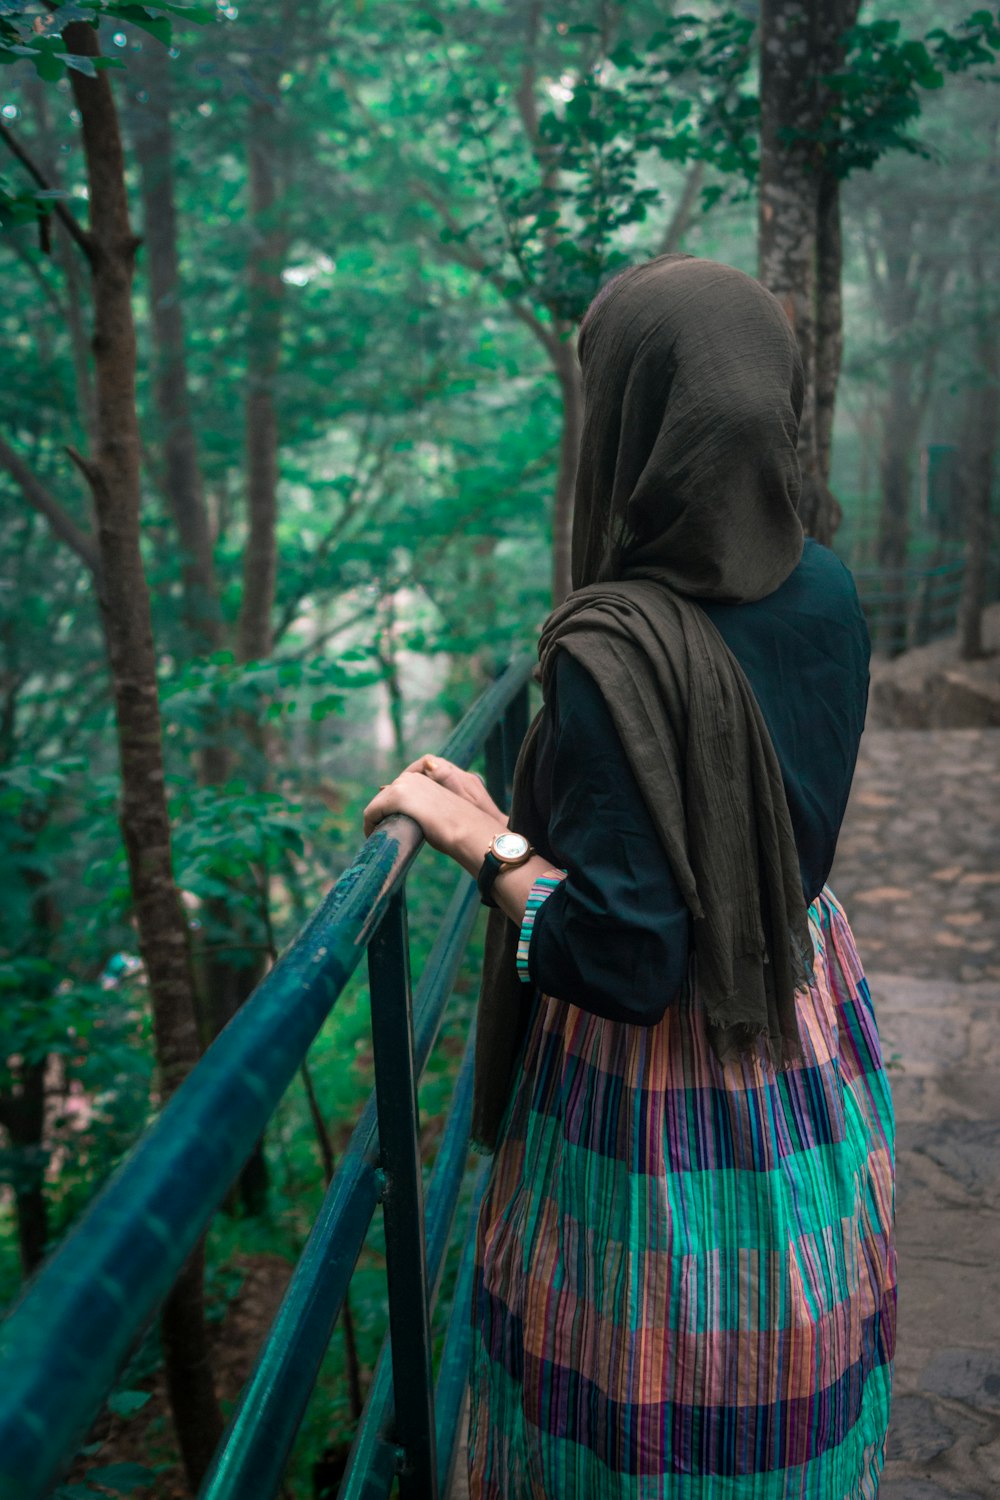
502;682;530;802
367;889;439;1500
486;676;531;814
484;722;506;812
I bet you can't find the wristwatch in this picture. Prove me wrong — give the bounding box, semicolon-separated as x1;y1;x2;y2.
477;830;534;908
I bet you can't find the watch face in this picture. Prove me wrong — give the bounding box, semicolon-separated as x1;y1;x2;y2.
494;831;529;861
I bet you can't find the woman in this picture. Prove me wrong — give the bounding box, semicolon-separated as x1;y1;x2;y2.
363;254;896;1498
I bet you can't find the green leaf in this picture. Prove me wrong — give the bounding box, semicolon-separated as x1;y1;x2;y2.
107;1389;152;1418
164;1;215;17
147;0;215;18
83;1463;158;1494
34;49;65;81
565;86;593;121
5;41;65;58
609;40;642;69
103;5;172;45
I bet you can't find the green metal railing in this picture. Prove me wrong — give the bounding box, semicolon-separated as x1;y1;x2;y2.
0;654;534;1500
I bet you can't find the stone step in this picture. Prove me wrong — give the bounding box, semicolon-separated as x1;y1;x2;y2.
869;970;1000;1497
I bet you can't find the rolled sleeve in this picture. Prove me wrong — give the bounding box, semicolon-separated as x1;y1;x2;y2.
525;650;690;1026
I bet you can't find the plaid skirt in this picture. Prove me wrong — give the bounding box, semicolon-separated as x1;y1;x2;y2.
467;888;896;1498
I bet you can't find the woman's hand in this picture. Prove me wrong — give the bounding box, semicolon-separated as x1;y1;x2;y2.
398;753;508;825
363;770;499;869
363;763;558;928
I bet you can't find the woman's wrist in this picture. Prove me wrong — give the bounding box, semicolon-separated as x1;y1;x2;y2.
444;807;555;926
448;806;512;880
361;773;551;927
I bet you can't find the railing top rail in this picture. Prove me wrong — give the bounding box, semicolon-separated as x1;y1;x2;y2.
0;652;535;1500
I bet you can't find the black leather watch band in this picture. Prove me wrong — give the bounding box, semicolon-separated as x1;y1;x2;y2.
477;850;505;908
478;832;534;908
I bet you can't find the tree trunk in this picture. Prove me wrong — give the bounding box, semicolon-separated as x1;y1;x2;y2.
4;881;65;1279
813;0;861;499
512;3;585;606
226;23;297;1214
958;252;999;661
375;594;406;762
127;41;223;664
0;1058;49;1276
815;169;843;496
237;57;288;666
874;206;926;578
876;368;918;576
759;1;819;444
61;19;223;1485
0;673;52;1282
551;333;583;603
758;0;842;544
23;72;97;448
300;1056;364;1421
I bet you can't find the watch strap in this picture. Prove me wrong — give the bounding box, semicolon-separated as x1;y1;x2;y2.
477;849;505;908
477;834;535;909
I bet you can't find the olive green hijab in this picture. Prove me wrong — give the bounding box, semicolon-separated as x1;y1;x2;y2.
471;254;814;1155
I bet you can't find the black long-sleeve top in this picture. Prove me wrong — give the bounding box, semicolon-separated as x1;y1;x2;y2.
525;539;871;1026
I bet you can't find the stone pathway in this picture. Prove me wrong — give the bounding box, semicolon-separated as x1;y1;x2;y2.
830;728;1000;1500
832;729;1000;987
449;729;1000;1498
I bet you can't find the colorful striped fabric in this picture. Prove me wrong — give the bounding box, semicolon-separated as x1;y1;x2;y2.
515;871;568;982
467;886;896;1498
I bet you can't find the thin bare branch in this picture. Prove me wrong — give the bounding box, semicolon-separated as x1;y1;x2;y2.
399;165;563;357
280;600;382;661
514;0;553;168
860;217;887;317
584;0;627;73
65;443;102;490
271;425;396;646
333;65;563;361
0;120;94;259
0;437;100;577
657;160;705;255
3;234;70;316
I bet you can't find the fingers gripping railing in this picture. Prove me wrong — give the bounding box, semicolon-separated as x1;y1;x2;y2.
0;655;535;1500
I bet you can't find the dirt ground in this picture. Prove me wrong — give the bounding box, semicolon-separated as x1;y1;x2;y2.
65;1251;296;1498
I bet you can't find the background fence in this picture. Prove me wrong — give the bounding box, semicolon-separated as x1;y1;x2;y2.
840;539;1000;658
